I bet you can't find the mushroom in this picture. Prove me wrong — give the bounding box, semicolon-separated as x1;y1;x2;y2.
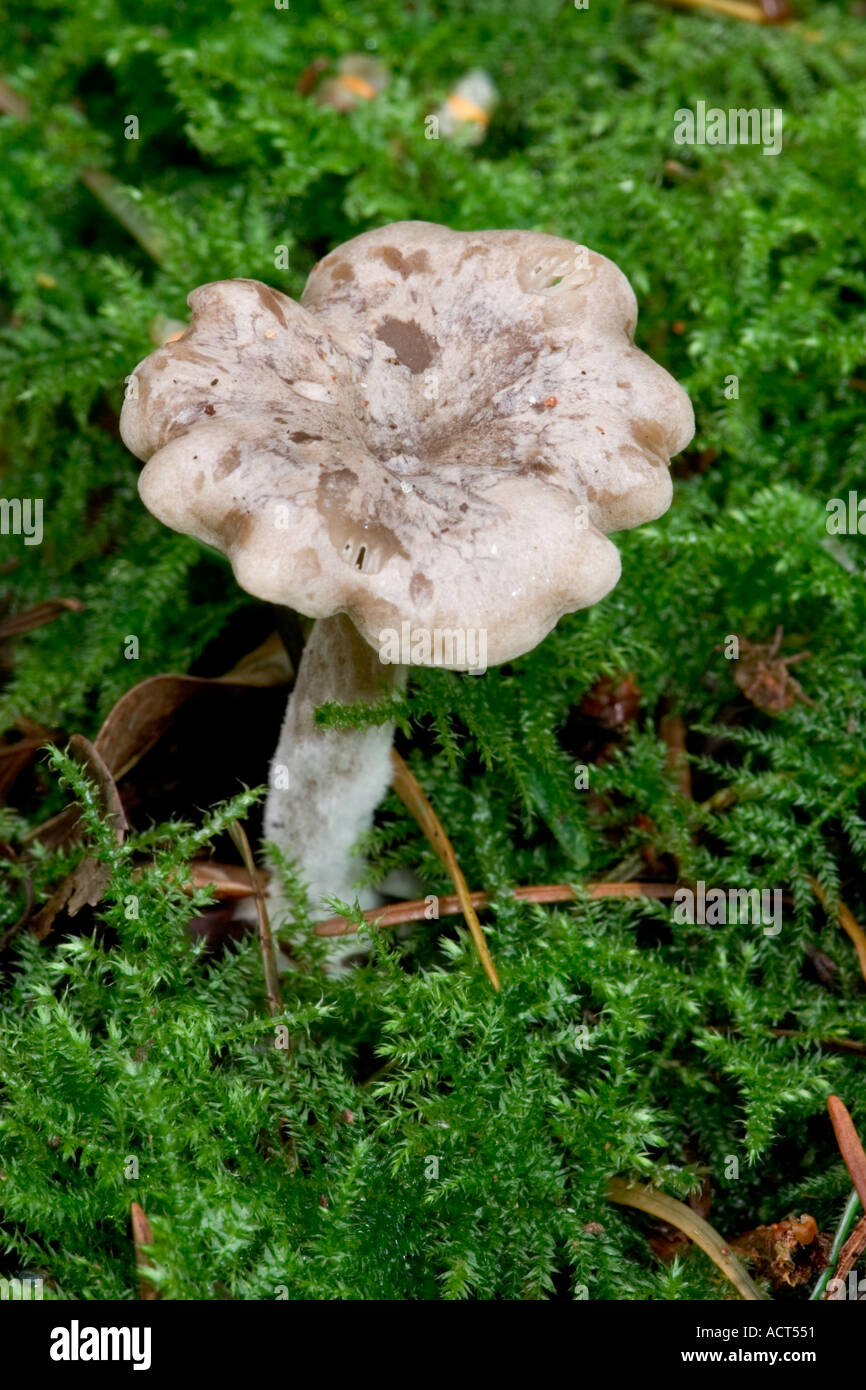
436;69;498;145
315;54;390;112
119;220;693;966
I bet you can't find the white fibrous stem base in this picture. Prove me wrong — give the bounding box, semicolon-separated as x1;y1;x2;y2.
264;613;406;970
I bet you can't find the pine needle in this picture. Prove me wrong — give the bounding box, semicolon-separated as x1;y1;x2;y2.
228;819;282;1018
655;0;782;23
389;748;501;991
809;878;866;986
606;1178;768;1301
314;881;677;936
827;1096;866;1209
0;77;166;263
811;1190;861;1301
130;1202;159;1301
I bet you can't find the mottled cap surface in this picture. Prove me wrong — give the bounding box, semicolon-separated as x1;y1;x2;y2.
120;221;694;667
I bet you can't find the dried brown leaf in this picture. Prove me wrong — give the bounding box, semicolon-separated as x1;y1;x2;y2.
0;597;85;639
580;673;642;729
731;1213;828;1289
23;633;292;846
19;737;126;943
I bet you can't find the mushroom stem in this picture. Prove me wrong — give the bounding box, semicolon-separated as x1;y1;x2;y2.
264;613;406;964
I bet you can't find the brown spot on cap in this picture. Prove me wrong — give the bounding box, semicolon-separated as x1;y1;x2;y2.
164;421;192;442
376;246;431;278
215;446;242;479
254;282;289;329
169;344;222;371
409;572;433;604
295;546;322;578
631;417;671;466
457;242;491;266
317;467;409;571
223;509;253;546
330;262;355;283
376;317;437;374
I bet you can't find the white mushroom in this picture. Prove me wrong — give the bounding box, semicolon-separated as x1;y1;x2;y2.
120;220;694;968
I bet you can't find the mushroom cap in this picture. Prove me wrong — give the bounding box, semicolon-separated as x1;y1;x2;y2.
120;221;694;668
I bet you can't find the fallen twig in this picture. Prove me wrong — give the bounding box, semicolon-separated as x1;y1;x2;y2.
606;1177;768;1300
389;748;501;991
659;710;692;799
130;1202;159;1301
226;826;298;1171
314;880;678;938
187;859;269;898
826;1214;866;1298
